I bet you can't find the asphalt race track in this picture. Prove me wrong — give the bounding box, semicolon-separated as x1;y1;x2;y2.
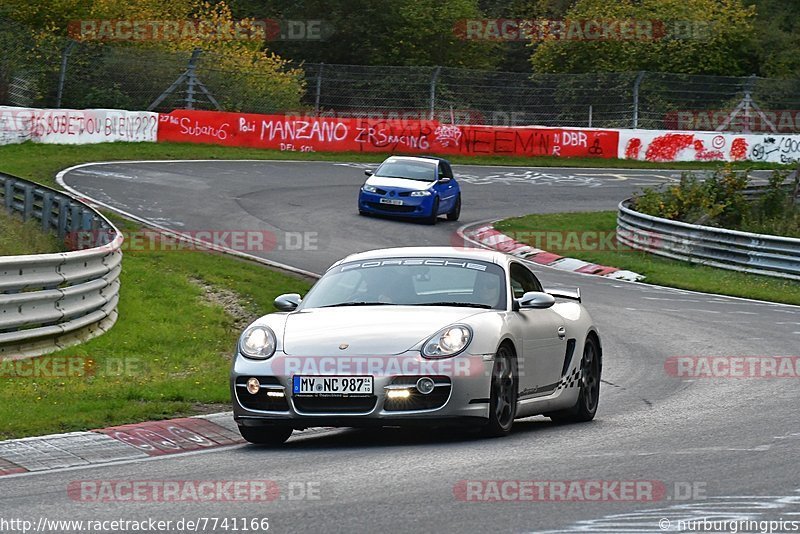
2;161;797;533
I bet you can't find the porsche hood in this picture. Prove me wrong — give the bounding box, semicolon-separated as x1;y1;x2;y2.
281;307;482;356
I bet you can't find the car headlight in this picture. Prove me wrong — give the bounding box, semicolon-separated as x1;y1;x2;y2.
239;325;277;359
410;190;432;196
422;325;472;359
362;184;377;193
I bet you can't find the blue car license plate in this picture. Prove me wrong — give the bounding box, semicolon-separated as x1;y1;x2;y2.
379;198;404;206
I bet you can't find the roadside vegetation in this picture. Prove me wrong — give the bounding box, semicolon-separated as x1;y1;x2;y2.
0;214;312;439
496;210;800;306
0;209;64;255
0;144;315;439
633;166;800;237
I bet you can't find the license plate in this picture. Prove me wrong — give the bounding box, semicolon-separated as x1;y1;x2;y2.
380;198;404;205
293;376;373;395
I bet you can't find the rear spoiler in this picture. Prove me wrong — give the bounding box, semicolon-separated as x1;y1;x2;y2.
545;287;581;303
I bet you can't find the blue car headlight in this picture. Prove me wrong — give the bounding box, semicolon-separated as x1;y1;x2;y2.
362;184;378;193
410;190;432;197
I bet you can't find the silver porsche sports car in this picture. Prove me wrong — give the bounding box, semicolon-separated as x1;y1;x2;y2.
231;247;602;445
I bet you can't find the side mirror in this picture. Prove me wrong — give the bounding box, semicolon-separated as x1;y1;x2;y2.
274;293;302;311
516;291;556;309
438;176;451;183
364;169;373;176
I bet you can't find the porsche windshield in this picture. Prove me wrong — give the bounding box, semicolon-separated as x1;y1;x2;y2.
374;159;437;181
301;258;507;310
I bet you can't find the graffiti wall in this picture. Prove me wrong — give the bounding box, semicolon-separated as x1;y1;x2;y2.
156;110;619;159
2;104;798;164
0;106;159;146
618;129;800;164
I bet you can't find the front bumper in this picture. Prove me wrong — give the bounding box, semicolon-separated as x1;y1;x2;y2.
231;351;493;428
358;190;434;218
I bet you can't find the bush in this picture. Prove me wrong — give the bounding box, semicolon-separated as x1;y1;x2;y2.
632;165;800;237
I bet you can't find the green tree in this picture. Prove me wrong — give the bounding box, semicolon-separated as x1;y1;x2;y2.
228;0;500;68
746;0;800;78
1;0;305;111
530;0;757;75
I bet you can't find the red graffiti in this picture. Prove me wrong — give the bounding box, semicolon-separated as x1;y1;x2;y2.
644;133;695;162
693;139;724;161
624;138;642;159
730;137;748;160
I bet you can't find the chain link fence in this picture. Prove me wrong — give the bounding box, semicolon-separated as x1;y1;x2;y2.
3;17;800;132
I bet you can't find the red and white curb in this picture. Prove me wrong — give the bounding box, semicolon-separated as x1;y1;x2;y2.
0;413;244;476
0;414;340;477
459;222;645;282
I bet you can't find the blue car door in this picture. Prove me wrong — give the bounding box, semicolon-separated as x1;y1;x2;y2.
435;162;457;213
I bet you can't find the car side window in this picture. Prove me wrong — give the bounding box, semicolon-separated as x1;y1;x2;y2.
439;162;454;179
510;263;543;298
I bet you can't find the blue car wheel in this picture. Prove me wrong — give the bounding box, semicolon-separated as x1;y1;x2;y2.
425;197;439;225
447;194;461;221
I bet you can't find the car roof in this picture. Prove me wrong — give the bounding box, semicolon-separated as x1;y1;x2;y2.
380;155;449;165
330;246;510;270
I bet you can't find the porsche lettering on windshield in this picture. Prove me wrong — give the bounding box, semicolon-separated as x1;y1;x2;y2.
340;258;489;272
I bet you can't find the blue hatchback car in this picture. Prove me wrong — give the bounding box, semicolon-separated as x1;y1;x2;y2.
358;156;461;224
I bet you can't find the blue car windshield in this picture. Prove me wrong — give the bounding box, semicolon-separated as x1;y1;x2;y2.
300;258;508;310
375;160;436;181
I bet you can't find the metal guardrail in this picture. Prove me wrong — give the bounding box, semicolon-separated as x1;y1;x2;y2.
0;172;123;359
617;198;800;281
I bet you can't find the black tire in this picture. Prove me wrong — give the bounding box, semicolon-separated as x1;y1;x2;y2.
482;344;518;437
446;194;461;221
548;335;601;423
358;209;368;216
238;425;293;445
425;198;440;225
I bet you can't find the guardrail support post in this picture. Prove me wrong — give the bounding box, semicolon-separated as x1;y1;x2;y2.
22;185;33;221
41;192;53;232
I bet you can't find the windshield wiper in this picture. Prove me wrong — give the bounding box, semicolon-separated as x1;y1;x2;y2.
418;302;493;309
319;302;397;308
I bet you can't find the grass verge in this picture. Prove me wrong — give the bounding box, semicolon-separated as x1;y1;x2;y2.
0;145;321;439
0;210;65;255
496;211;800;306
0;217;312;439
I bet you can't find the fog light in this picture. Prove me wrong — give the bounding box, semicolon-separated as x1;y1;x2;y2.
387;389;411;399
246;377;260;395
416;377;435;395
